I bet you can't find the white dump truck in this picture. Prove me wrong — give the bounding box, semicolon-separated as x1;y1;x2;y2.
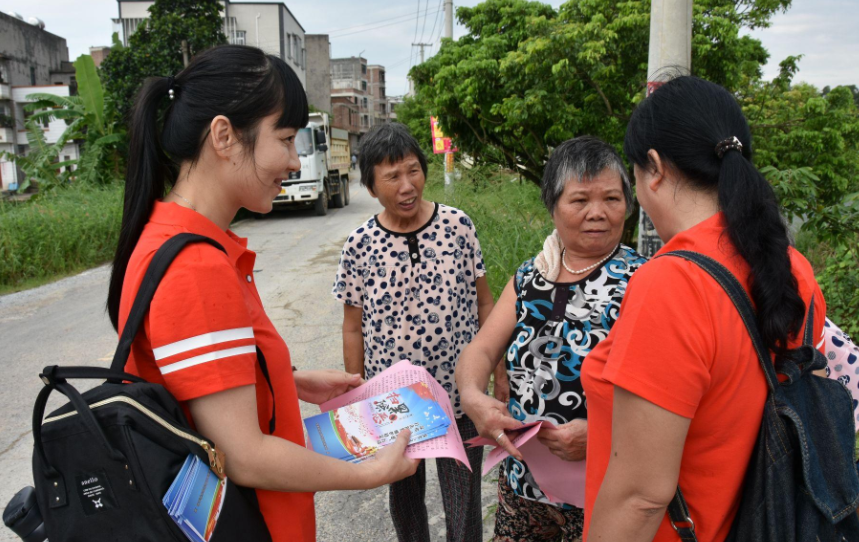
273;112;351;215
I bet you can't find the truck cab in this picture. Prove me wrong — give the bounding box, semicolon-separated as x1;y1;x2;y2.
272;112;350;215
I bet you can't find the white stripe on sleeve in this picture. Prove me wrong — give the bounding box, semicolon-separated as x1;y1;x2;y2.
153;327;255;360
159;345;257;375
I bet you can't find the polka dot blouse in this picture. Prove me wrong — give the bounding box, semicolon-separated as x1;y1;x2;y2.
332;203;486;417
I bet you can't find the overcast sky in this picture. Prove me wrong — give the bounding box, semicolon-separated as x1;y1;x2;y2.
3;0;857;95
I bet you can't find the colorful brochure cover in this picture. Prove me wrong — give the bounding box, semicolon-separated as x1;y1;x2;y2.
304;382;450;462
163;454;227;542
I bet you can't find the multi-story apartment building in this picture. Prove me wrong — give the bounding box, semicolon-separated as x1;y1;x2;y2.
367;65;387;127
0;11;79;191
331;56;369;151
113;0;307;87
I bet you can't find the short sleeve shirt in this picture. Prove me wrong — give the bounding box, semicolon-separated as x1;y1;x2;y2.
500;246;646;507
581;212;826;542
332;203;485;417
120;201;315;542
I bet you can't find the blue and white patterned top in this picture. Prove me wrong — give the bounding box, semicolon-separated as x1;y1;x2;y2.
332;203;486;417
500;244;647;507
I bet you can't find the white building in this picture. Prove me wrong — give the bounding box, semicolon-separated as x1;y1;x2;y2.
113;1;307;87
0;85;80;190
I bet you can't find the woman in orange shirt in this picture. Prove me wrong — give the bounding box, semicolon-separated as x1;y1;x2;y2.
581;76;825;541
106;45;418;542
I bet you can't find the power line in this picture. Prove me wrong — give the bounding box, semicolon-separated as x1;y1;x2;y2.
426;0;444;57
413;0;421;43
329;8;443;38
418;0;431;43
325;8;429;35
428;0;444;44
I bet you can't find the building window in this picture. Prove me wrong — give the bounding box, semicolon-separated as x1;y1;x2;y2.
363;97;368;109
234;31;246;45
361;64;367;74
30;67;36;86
361;81;367;91
286;33;292;59
302;48;306;70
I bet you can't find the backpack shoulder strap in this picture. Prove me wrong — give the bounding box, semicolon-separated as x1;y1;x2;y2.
110;233;226;372
108;232;278;432
660;250;779;391
658;249;815;541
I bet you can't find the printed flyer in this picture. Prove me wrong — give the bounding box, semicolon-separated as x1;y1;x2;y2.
304;382;450;462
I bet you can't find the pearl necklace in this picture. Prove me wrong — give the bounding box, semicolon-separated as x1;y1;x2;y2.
561;245;619;275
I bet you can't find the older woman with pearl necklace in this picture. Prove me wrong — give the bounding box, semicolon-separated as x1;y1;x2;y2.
456;136;647;541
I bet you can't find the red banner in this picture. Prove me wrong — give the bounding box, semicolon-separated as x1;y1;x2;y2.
430;116;457;154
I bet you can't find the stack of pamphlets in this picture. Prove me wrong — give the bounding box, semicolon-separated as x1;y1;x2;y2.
304;382;451;462
162;454;227;542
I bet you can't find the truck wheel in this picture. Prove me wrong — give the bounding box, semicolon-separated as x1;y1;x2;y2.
331;178;345;209
344;177;351;206
315;184;329;216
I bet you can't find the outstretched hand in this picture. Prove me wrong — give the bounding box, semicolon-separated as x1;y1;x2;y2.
294;369;364;405
461;390;524;461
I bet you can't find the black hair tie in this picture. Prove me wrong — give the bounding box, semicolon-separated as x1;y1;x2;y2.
715;136;743;159
167;75;178;101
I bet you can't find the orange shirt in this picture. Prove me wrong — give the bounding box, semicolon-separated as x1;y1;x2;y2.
581;212;825;542
119;201;315;542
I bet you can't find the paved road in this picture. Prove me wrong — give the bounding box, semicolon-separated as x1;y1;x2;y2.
0;179;498;541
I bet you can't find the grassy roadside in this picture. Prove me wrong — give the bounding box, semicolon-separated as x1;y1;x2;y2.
423;162;552;299
0;185;124;295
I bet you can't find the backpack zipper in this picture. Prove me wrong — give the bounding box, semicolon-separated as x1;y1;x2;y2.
42;395;225;478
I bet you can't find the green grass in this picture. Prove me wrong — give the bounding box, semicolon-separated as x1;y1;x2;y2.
0;185;124;293
424;162;553;298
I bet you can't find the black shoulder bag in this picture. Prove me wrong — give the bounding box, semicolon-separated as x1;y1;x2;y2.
32;234;274;542
661;250;859;542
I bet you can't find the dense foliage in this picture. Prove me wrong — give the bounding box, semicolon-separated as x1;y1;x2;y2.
0;185;123;292
100;0;226;120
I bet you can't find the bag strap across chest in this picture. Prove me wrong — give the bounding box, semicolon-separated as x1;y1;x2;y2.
658;250;816;541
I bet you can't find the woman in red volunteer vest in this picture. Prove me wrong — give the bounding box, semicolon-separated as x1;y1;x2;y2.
105;45;419;542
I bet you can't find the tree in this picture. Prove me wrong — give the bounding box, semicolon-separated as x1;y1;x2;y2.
405;0;786;185
0;122;76;192
100;0;225;120
745;58;859;245
26;55;127;186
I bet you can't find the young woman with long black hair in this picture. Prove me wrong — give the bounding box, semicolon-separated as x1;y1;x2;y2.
580;76;826;542
106;45;418;542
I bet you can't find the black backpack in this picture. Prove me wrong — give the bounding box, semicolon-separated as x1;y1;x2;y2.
663;251;859;542
32;234;273;542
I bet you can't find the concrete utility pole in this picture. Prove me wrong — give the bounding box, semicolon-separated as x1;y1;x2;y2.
412;42;433;64
638;0;693;258
444;0;453;39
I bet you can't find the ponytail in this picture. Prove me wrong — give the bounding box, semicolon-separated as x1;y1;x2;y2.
107;77;174;331
624;76;805;353
106;45;309;331
718;152;805;353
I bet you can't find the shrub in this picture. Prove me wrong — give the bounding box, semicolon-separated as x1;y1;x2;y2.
0;185;123;291
423;162;552;298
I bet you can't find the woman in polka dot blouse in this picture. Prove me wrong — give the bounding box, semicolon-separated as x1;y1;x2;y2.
332;123;496;542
